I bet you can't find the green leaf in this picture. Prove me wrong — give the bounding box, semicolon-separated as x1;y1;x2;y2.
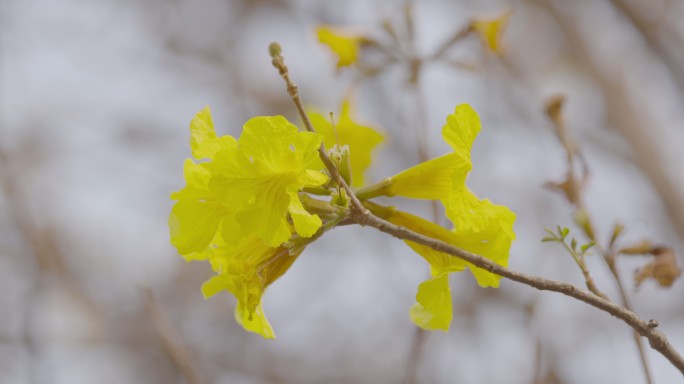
560;227;570;239
581;241;596;253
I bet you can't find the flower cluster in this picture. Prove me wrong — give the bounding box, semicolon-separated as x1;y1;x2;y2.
170;108;330;338
169;103;383;338
170;101;514;337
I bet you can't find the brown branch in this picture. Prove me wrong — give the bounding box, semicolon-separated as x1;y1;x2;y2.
540;20;658;383
269;43;368;221
353;210;684;374
145;289;203;384
268;42;684;375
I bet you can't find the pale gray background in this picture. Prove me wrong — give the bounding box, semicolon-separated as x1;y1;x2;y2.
1;0;683;383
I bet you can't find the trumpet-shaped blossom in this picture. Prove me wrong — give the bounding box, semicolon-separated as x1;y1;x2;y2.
170;108;331;338
309;99;384;187
171;100;516;337
360;104;516;330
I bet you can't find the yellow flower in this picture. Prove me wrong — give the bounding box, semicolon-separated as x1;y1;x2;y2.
470;11;511;55
309;99;384;187
201;235;302;339
209;116;329;246
169;108;240;257
359;104;516;331
316;26;363;67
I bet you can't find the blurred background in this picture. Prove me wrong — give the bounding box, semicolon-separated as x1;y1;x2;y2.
2;0;684;383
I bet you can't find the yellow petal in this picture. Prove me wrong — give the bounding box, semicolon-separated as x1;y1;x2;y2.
409;274;452;331
201;274;229;299
381;153;468;200
299;169;329;188
366;200;514;287
169;200;224;255
170;159;211;201
235;302;275;339
189;107;237;160
210;116;325;246
287;190;322;238
441;104;480;167
368;202;467;275
448;194;516;287
316;26;362;67
470;11;511;55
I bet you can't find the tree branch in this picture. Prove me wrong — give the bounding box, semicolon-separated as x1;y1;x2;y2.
353;210;684;373
268;42;684;375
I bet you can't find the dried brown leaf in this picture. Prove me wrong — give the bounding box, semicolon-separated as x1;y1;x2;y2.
634;247;681;288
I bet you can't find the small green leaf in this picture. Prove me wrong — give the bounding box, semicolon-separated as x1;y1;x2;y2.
570;238;578;251
560;227;570;239
609;223;625;246
541;236;557;243
581;241;595;253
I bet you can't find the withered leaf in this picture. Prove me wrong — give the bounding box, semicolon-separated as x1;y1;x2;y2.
634;247;681;289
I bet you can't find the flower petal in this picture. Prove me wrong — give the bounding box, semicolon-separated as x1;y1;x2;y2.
169;199;224;255
382;153;468;200
409;274;452;331
190;107;237;160
471;11;511;55
201;274;229;299
235;301;275;339
441;104;480;167
287;190;322;238
316;26;362;67
210;116;325;245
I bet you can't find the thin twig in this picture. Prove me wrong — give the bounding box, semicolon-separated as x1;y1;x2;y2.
269;43;368;219
268;43;684;375
545;94;654;384
145;288;203;384
402;9;436;380
355;210;684;374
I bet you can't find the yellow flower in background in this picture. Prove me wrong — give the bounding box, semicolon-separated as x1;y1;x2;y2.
470;11;511;55
201;235;303;339
309;99;384;187
209;116;329;247
316;26;364;67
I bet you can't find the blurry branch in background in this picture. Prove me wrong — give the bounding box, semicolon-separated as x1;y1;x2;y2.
145;289;203;384
539;0;684;254
318;5;512;381
610;0;684;92
0;145;103;341
543;95;680;384
269;42;684;375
